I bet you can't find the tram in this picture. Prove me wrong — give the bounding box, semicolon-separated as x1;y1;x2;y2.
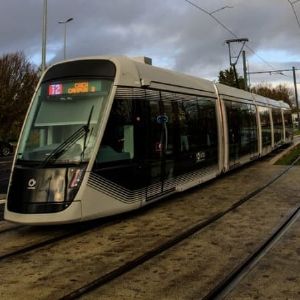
4;56;293;224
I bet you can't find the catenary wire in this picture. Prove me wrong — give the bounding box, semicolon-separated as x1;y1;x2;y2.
184;0;290;77
288;0;300;29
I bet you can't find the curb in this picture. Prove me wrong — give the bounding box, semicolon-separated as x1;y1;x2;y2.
269;136;300;165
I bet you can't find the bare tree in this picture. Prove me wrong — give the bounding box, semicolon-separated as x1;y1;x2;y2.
0;52;39;140
251;83;293;107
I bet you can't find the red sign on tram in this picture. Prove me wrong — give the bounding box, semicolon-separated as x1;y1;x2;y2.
48;83;63;95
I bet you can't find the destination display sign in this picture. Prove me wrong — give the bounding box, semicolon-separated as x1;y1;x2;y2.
48;80;101;96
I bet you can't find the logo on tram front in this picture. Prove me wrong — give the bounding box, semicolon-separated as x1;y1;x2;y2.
27;178;37;190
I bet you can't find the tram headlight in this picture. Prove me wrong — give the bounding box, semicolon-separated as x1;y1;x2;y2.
69;168;85;189
64;167;86;204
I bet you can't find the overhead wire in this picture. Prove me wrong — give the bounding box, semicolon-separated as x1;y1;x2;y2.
183;0;290;77
288;0;300;29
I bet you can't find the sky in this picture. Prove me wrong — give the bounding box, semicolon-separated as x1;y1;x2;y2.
1;0;300;88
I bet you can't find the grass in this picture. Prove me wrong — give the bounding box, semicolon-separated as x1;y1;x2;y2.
294;129;300;136
275;143;300;165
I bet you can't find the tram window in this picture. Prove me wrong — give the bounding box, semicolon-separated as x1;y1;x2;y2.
180;99;217;149
181;98;199;152
161;95;176;155
197;98;218;149
225;101;257;160
283;110;293;139
177;100;189;152
96;99;134;164
18;79;113;163
258;106;272;147
148;97;162;160
241;103;257;155
272;109;283;143
179;97;218;165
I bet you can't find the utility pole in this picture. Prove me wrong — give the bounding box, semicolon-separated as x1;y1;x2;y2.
225;38;249;89
242;50;248;91
292;66;300;129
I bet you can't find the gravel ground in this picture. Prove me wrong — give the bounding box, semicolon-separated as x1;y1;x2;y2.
80;166;300;300
225;214;300;299
0;160;298;299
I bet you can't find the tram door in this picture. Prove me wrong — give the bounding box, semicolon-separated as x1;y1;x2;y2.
146;100;175;201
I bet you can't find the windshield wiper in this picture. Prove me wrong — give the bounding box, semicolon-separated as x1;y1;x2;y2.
40;106;94;167
81;105;94;161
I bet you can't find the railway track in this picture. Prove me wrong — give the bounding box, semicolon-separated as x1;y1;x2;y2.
0;221;22;234
0;155;289;266
0;216;126;263
0;149;298;299
0;152;288;261
58;156;300;300
202;207;300;300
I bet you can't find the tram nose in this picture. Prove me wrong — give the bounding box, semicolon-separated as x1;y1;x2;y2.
7;167;85;214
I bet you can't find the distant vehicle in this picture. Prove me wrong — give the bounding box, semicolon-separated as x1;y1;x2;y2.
0;141;13;157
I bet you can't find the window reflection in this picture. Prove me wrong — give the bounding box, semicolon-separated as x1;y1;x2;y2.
225;100;258;161
272;109;283;144
258;106;272;147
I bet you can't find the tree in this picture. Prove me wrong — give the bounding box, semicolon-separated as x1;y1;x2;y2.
0;52;39;140
218;67;294;107
251;83;293;107
218;67;245;90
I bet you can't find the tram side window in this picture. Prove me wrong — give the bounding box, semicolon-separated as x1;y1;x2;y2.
225;101;258;160
283;110;293;139
96;99;134;164
180;97;218;164
177;99;189;153
181;98;201;153
258;106;272;147
241;103;257;155
161;93;177;155
197;98;218;149
272;108;283;144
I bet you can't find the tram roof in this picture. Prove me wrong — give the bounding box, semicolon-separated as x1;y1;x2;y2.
48;55;216;96
115;56;217;96
47;56;290;109
215;82;254;102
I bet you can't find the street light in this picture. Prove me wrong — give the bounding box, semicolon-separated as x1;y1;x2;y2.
58;17;74;60
41;0;47;72
209;5;233;15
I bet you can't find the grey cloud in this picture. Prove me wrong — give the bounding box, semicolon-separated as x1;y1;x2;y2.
1;0;300;85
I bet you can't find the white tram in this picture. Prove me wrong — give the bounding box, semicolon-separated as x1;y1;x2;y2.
4;56;293;224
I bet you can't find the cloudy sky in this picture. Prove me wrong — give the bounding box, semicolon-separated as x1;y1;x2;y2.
1;0;300;87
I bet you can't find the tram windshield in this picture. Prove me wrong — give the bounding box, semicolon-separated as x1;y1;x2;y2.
17;79;113;164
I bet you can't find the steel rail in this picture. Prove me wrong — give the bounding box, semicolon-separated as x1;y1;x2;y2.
202;206;300;300
0;223;24;234
59;154;300;300
0;217;122;262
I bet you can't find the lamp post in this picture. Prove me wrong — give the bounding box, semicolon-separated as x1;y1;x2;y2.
41;0;47;72
58;17;74;60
